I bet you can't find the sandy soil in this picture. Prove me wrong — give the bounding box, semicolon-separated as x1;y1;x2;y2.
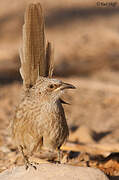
0;0;119;179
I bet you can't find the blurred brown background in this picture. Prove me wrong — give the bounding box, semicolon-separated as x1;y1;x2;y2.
1;0;119;176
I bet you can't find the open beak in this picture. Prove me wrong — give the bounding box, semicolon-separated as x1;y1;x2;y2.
60;82;76;90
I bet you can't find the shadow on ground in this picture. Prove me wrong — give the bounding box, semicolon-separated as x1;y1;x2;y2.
46;6;119;28
109;176;119;180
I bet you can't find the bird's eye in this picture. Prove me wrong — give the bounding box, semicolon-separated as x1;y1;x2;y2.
49;84;54;89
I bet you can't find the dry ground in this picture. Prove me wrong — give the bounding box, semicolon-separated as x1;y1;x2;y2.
0;0;119;179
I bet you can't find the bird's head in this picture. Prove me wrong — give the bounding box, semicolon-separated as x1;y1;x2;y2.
31;77;76;102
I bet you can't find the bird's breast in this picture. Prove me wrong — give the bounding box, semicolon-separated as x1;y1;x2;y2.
39;101;69;148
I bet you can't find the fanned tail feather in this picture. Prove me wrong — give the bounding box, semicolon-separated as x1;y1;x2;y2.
20;2;54;89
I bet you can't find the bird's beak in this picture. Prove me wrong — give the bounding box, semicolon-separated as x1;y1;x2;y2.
60;82;76;90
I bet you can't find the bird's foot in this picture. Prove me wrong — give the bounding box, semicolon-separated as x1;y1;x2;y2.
25;158;37;170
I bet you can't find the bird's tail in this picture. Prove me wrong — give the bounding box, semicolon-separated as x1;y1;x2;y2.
19;2;54;89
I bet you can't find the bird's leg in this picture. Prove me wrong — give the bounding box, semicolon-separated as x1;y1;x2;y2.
57;148;62;163
20;145;29;169
20;145;36;170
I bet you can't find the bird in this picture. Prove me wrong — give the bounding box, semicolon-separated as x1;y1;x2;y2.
12;2;75;169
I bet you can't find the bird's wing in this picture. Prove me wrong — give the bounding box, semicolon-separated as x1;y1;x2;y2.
20;2;54;89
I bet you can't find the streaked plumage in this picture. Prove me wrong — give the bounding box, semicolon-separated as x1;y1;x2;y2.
12;2;75;168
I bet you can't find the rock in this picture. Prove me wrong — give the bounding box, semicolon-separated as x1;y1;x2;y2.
0;163;109;180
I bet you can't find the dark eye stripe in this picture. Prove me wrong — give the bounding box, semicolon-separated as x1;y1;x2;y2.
49;84;61;89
